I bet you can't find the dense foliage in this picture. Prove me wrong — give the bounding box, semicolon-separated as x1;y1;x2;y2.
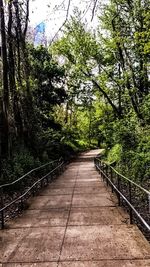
0;0;149;186
0;1;76;183
52;0;150;186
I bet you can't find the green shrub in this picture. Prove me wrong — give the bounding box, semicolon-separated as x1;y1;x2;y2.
1;148;40;185
132;129;150;182
107;144;122;164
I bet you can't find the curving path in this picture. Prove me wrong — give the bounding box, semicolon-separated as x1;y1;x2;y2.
0;150;150;266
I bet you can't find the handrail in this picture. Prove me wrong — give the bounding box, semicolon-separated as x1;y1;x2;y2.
0;161;64;213
95;157;150;195
94;156;150;234
0;158;62;189
0;158;65;229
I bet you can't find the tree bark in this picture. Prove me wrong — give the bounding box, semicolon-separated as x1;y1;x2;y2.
0;0;9;158
8;0;23;139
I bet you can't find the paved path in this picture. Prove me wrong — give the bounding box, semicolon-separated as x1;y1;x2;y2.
0;150;150;266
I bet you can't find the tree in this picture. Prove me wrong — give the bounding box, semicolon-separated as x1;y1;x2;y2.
100;0;150;119
53;15;123;118
0;0;9;159
52;1;150;184
0;1;69;182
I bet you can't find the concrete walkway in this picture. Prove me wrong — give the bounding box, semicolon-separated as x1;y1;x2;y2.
0;150;150;266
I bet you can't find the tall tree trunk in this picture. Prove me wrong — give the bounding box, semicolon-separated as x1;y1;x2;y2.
14;0;35;148
8;0;23;139
0;0;9;158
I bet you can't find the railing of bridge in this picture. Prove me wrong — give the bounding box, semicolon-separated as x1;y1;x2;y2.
94;156;150;239
0;158;65;229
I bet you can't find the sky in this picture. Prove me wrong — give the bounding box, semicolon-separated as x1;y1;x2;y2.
29;0;105;41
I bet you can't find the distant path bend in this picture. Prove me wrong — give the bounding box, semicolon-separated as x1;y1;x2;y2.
0;150;150;267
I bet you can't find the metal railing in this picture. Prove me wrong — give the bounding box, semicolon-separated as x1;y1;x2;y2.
0;158;65;229
94;156;150;236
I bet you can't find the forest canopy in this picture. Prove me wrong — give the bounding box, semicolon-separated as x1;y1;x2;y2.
0;0;150;186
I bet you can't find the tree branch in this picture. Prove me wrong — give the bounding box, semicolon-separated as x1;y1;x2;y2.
91;0;98;21
23;0;29;37
50;0;71;44
83;71;121;117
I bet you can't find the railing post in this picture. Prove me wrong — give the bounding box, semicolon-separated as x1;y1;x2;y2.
46;175;49;185
102;162;103;178
32;186;36;197
98;160;100;174
96;159;98;175
129;181;133;224
40;180;42;188
100;161;102;177
117;174;121;206
20;197;24;210
110;168;114;193
94;158;96;168
102;162;105;181
0;188;4;229
59;164;62;175
99;160;101;170
106;165;109;186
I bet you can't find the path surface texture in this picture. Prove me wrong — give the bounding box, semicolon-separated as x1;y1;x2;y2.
0;150;150;266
